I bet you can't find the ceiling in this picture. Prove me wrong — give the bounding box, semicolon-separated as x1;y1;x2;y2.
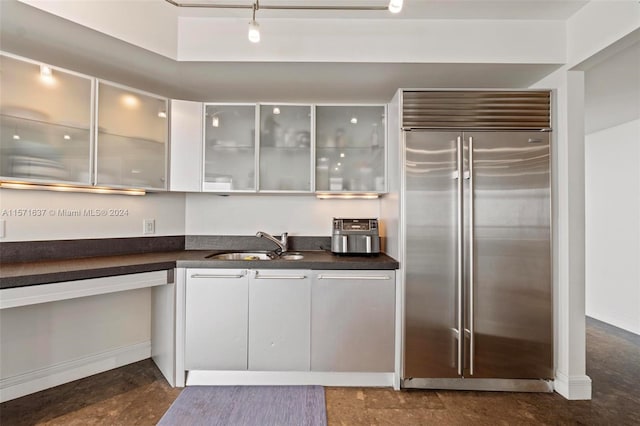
0;0;576;102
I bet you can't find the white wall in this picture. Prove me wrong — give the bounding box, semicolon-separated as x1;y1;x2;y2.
584;42;640;134
185;194;380;236
18;0;178;60
567;1;640;69
178;18;565;64
584;41;640;335
0;288;151;401
0;189;185;241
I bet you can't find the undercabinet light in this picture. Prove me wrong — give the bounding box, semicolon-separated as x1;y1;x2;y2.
0;181;146;196
316;193;379;200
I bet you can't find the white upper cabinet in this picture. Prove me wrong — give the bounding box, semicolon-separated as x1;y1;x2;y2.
258;104;312;192
96;81;168;190
197;103;387;195
0;54;93;185
169;100;203;192
203;104;257;192
315;105;386;193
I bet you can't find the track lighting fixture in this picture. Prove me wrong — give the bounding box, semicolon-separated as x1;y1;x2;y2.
248;1;260;43
165;1;405;44
388;0;403;14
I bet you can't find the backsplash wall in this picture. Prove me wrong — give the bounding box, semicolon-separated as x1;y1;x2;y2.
185;193;380;237
0;189;186;242
0;190;381;242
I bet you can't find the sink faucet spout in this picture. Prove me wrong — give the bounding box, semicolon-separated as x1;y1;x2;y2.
256;231;288;254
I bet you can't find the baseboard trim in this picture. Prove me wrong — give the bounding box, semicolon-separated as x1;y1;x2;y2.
186;370;394;387
0;341;151;403
554;372;592;400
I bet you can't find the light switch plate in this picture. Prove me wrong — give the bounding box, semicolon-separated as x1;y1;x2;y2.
143;219;155;235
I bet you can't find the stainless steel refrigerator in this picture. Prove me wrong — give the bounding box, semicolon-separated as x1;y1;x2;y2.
399;92;554;391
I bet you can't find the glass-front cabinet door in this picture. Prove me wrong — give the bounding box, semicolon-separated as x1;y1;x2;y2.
315;105;386;193
258;104;312;192
96;81;168;190
203;104;257;192
0;54;93;185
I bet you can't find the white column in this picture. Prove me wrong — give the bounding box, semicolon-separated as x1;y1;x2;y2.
535;68;591;400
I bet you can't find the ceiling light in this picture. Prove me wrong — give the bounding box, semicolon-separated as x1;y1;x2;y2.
388;0;403;13
40;65;52;77
121;94;139;108
12;134;20;140
39;65;55;85
350;117;358;124
340;152;345;158
248;2;260;43
273;107;280;115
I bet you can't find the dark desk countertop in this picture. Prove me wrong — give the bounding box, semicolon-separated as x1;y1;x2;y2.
0;250;399;289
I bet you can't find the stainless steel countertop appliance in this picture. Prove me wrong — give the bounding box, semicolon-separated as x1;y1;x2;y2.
331;218;380;255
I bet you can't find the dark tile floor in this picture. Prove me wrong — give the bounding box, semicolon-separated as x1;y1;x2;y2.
1;317;639;425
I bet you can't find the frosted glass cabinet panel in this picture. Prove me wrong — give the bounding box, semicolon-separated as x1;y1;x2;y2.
203;104;256;192
259;104;312;192
0;54;93;184
315;105;386;193
96;81;168;190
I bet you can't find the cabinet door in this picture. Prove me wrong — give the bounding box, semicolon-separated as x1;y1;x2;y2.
203;104;256;192
0;54;93;185
96;81;168;190
185;269;248;370
311;270;395;372
315;105;386;193
258;104;312;192
169;100;203;192
248;270;311;371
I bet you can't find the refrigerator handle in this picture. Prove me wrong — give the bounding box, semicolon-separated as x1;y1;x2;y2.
469;136;475;376
456;135;464;376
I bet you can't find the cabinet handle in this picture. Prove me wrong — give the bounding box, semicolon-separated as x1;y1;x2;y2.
316;275;391;280
190;273;245;279
254;273;306;280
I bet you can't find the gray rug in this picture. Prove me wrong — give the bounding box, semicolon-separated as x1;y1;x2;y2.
157;386;327;426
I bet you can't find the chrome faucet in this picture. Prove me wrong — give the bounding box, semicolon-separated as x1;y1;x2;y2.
256;231;288;254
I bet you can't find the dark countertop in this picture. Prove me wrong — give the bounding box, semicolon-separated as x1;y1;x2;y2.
0;249;399;289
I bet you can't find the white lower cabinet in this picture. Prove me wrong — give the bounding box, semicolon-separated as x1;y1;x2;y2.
184;269;249;370
183;268;396;376
248;270;311;371
311;270;396;372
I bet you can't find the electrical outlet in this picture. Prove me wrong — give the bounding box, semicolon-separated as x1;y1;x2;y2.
143;219;155;235
0;219;5;238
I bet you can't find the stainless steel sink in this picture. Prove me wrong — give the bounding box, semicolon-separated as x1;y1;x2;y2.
207;251;275;260
279;252;304;260
206;251;305;261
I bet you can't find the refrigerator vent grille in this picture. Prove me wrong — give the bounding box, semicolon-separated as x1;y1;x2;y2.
402;91;551;130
